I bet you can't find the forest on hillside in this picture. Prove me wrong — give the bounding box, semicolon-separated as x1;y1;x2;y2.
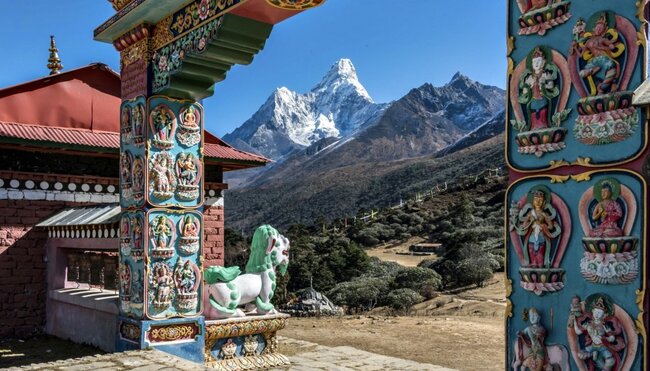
224;175;506;313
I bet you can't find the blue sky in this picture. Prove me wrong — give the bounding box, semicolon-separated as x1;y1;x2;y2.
0;0;506;137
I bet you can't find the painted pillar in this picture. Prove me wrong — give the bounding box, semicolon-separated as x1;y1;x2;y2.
95;0;326;364
506;1;649;370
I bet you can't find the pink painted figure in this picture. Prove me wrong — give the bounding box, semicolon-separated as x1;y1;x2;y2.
182;215;199;237
151;154;174;193
516;308;547;371
590;183;624;238
132;216;143;250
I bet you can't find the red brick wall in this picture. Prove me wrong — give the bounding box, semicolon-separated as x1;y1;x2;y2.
0;199;69;338
203;204;224;267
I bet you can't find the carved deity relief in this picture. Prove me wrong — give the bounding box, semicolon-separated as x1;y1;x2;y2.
569;12;640;145
149;104;177;150
175;152;201;201
149;215;176;259
515;0;572;36
567;294;638;371
131;103;145;145
578;178;638;284
177;105;201;147
509;185;571;295
120;151;134;201
149;151;177;201
149;261;174;311
512;307;570;370
120;214;132;256
121;106;132;143
178;214;201;255
119;261;132;313
132;156;145;204
510;46;572;157
173;259;200;312
130;213;144;261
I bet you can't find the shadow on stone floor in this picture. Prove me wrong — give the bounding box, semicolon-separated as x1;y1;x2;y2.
0;335;104;368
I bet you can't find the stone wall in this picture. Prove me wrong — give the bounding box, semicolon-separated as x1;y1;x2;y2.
0;198;68;338
203;195;225;268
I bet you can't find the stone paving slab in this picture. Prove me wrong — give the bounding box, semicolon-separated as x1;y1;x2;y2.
8;337;455;371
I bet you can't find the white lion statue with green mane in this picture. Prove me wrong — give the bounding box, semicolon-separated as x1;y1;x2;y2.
204;225;289;318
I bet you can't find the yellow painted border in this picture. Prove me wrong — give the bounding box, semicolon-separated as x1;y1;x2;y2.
504;169;647;369
505;1;650;173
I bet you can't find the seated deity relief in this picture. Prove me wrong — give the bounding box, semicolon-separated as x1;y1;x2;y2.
173;258;201;312
509;185;571;295
512;307;570;370
578;178;638;285
178;214;201;255
177;105;202;147
510;46;572;158
569;11;640;145
515;0;572;36
567;294;638;371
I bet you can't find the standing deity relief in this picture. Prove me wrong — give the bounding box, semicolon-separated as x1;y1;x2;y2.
567;294;638;371
512;307;570;370
509;185;571;295
510;45;572;158
149;215;176;259
569;11;640;145
149;104;177;150
149;151;177;201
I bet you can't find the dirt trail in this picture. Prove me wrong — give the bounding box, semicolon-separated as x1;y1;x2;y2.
280;274;506;370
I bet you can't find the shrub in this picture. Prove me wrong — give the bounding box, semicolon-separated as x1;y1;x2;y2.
385;288;424;313
393;267;442;294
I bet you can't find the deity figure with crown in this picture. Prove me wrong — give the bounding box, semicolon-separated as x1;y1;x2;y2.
149;215;176;259
177;104;202;147
510;45;572;157
579;178;639;284
509;185;571;295
175;152;201;201
569;12;640;145
149;104;177;149
515;0;572;36
131;103;145;145
178;213;200;254
149;152;176;201
567;294;638;371
173;259;200;312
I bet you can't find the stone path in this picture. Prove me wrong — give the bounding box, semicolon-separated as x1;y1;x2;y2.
6;337;454;371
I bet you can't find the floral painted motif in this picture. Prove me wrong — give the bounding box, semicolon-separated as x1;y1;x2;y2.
168;0;239;37
152;17;224;93
149;104;177;149
266;0;325;10
567;294;639;371
510;46;572;157
569;12;640;145
149;215;176;259
149;151;177;201
509;185;571;295
173;259;200;312
177;105;202;147
578;178;638;285
178;214;201;255
514;1;572;36
175;152;201;201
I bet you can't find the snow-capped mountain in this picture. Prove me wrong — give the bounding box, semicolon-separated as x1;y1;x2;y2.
222;59;386;160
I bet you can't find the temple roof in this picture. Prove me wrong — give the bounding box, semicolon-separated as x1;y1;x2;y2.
0;63;269;170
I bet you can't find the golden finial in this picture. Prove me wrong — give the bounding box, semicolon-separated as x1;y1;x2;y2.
47;36;63;75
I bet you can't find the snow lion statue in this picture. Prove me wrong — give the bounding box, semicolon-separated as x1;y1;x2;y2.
204;225;289;318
